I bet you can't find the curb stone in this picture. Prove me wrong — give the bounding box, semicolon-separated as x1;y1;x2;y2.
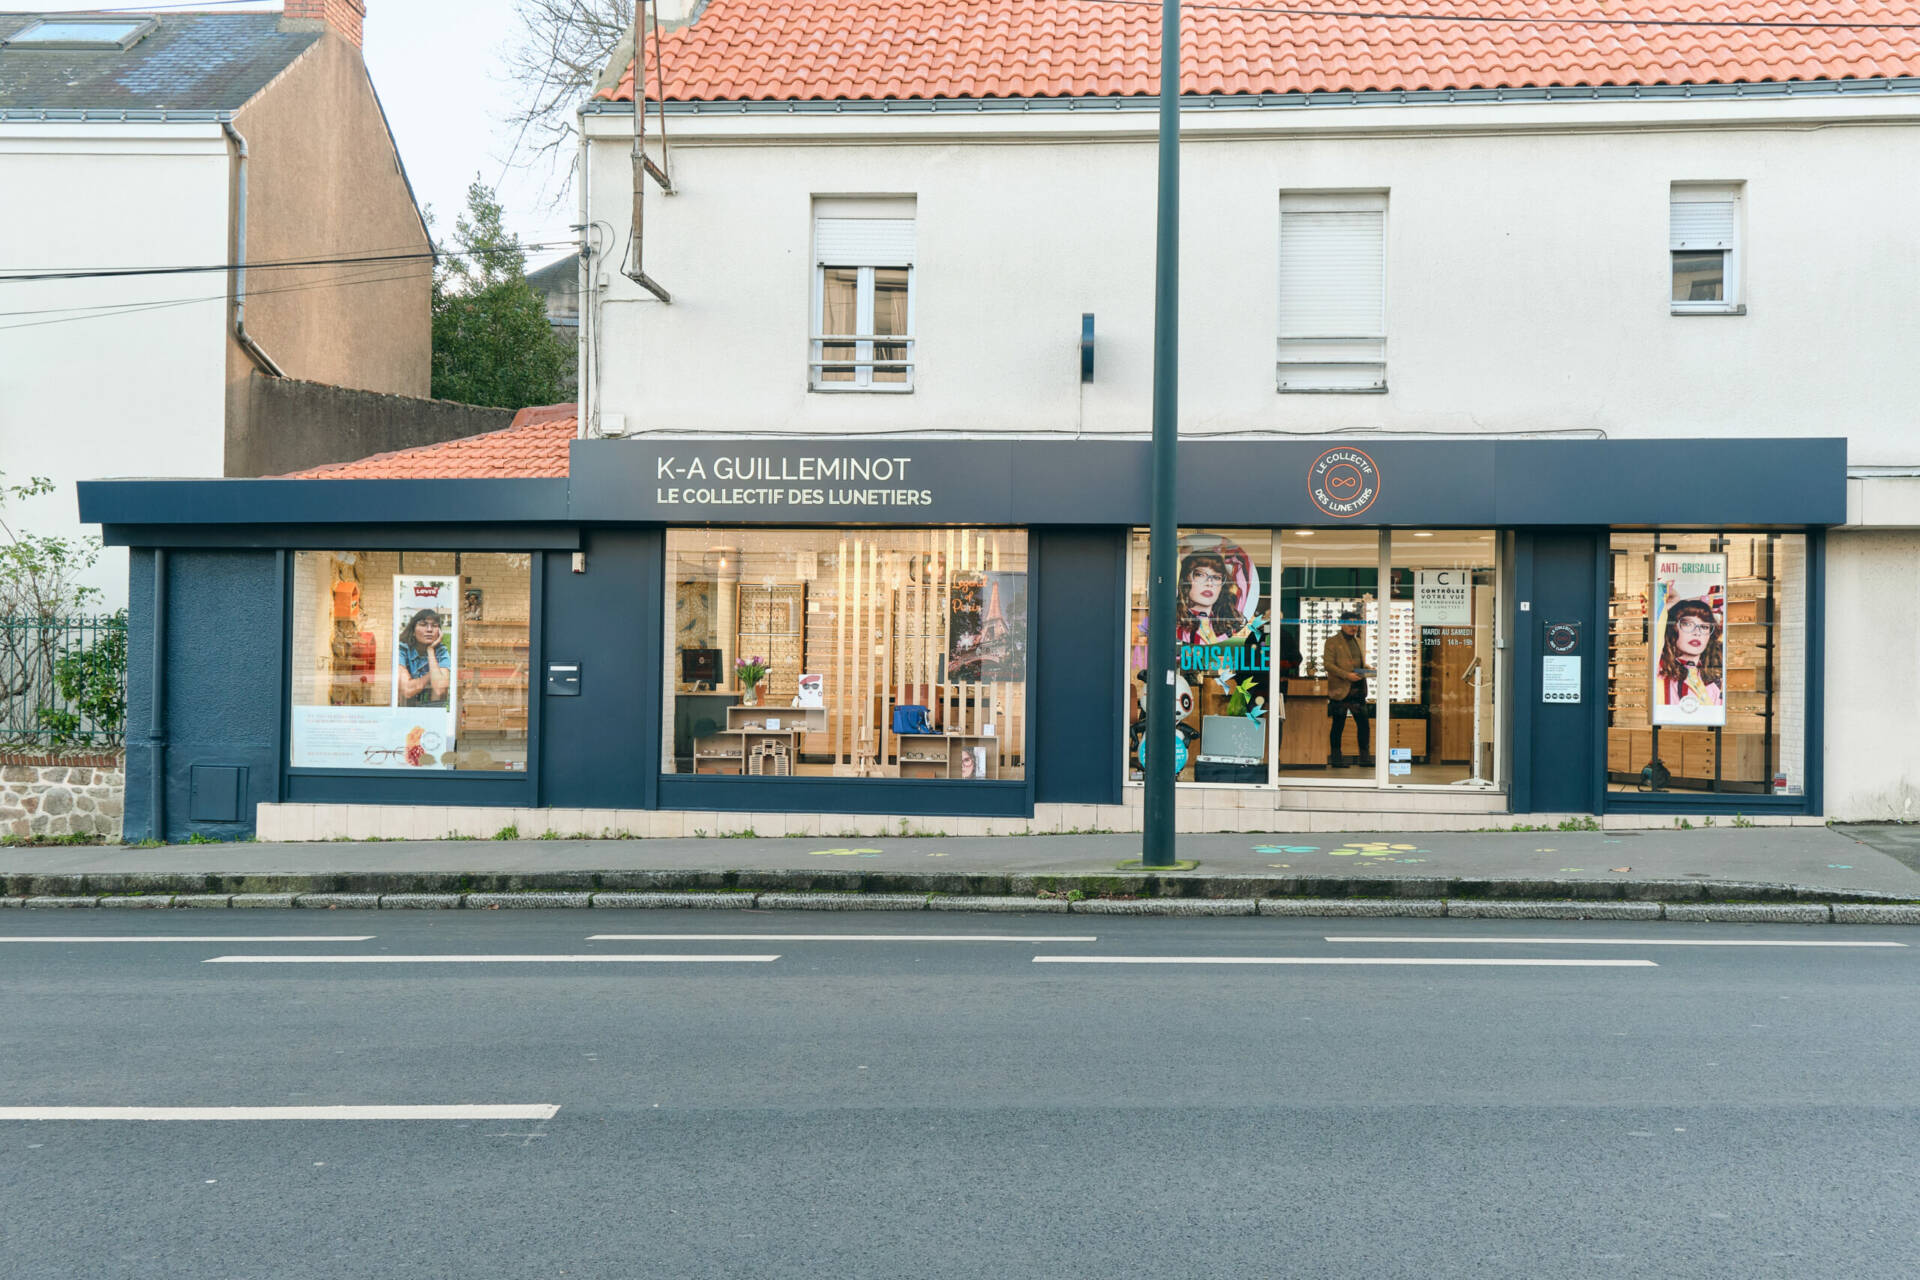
0;896;23;908
755;893;929;911
1664;903;1832;923
589;892;755;909
379;894;462;909
173;895;233;909
231;894;296;909
1256;898;1446;917
1445;900;1665;920
927;895;1069;913
464;892;593;910
293;893;382;910
25;896;99;908
1070;898;1257;916
1831;904;1920;925
100;896;175;909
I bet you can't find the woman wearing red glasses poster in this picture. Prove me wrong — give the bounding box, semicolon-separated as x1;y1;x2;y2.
1651;553;1726;727
1174;538;1257;647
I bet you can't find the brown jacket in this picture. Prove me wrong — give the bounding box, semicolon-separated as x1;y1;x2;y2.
1323;631;1368;702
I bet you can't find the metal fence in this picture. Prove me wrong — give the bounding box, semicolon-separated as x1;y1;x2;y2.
0;614;128;749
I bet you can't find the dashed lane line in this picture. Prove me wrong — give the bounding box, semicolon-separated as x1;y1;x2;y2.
1323;936;1906;947
0;1105;559;1121
0;936;376;944
203;954;780;965
588;934;1098;943
1032;956;1657;967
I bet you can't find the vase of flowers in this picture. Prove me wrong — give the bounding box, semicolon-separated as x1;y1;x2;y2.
736;654;768;706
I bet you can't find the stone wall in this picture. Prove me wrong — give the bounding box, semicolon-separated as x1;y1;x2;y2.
0;754;125;840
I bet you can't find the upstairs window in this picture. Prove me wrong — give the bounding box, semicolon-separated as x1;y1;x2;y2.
812;199;915;391
1277;192;1387;392
1671;183;1743;314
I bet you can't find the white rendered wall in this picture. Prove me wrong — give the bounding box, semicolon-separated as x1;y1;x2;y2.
1823;529;1920;821
584;98;1920;463
0;124;232;610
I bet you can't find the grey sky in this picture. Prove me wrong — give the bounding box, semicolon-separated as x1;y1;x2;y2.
19;1;583;269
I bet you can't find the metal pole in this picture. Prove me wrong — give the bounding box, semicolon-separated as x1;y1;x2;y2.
1142;0;1181;867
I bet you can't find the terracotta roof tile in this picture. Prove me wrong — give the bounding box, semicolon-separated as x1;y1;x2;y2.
601;0;1920;102
283;404;576;480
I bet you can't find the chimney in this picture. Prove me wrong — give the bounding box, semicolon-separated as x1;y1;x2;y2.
282;0;366;49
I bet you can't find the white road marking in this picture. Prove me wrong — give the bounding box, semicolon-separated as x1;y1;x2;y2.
1324;936;1907;948
0;1105;559;1121
203;954;779;965
588;934;1098;943
0;936;375;944
1032;956;1656;967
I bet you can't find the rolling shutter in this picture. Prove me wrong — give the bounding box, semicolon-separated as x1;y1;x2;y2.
816;218;916;267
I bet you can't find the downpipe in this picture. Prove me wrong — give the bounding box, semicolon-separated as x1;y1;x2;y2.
220;119;285;378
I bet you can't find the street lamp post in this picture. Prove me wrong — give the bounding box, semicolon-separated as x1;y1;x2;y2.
1142;0;1181;868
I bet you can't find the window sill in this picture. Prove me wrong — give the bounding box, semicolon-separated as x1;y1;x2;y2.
1671;304;1746;316
1277;385;1389;395
808;385;916;394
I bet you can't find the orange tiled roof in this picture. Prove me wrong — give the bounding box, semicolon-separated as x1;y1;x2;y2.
284;404;576;480
600;0;1920;102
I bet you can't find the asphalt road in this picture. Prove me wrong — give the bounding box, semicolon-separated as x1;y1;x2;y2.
3;911;1917;1279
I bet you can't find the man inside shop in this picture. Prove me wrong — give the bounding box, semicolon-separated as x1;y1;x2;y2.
1323;610;1375;770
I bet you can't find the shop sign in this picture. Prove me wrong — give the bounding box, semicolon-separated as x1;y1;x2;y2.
1307;447;1380;519
1414;570;1471;626
650;453;933;513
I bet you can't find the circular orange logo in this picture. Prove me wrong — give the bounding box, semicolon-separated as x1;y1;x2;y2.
1308;448;1380;519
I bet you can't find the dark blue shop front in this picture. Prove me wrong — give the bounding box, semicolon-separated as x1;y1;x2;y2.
79;437;1842;842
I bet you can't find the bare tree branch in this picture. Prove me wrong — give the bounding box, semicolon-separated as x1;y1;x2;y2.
499;0;636;202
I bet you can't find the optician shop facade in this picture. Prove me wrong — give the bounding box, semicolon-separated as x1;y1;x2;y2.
78;435;1840;843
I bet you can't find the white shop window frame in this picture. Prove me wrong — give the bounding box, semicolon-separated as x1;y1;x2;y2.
1670;182;1745;316
1277;191;1389;393
810;200;917;392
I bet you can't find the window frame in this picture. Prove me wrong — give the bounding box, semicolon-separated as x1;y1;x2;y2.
1669;182;1745;316
809;209;917;393
1276;191;1389;394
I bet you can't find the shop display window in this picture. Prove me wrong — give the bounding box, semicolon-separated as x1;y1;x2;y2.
663;529;1027;780
1126;529;1276;785
1129;528;1502;789
1387;531;1499;787
1607;532;1805;796
289;551;531;772
1272;529;1375;783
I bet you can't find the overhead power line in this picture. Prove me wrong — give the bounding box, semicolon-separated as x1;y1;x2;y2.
0;240;579;286
0;262;436;334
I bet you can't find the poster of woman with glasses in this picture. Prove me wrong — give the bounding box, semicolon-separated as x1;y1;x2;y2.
1174;535;1258;647
1651;553;1726;727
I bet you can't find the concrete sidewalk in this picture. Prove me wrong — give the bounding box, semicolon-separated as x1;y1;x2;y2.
4;825;1918;904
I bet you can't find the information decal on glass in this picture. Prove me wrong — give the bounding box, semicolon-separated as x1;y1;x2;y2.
1542;655;1582;704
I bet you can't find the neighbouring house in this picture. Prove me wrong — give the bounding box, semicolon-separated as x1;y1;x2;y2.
71;1;1920;841
0;2;432;606
527;254;582;342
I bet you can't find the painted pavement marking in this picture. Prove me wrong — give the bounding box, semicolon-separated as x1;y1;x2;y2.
0;936;375;944
204;954;779;965
1032;956;1656;968
0;1105;560;1121
589;934;1098;943
1324;936;1907;948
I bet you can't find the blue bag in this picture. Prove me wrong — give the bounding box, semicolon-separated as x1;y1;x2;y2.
891;705;933;736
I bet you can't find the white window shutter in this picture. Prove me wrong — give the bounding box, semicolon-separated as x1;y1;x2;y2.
816;218;916;267
1671;200;1735;251
1279;210;1384;338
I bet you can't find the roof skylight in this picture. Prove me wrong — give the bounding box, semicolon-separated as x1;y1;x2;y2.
3;17;158;51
